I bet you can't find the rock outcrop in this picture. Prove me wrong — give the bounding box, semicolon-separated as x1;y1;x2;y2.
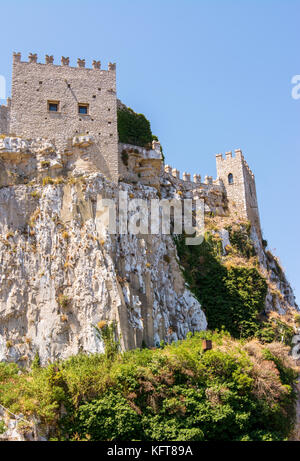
0;166;207;365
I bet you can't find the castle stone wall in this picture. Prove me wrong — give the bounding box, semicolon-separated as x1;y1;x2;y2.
242;158;261;238
9;53;118;182
0;105;9;134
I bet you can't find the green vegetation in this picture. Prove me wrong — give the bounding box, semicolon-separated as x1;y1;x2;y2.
0;331;297;441
174;223;296;348
294;314;300;326
0;420;6;435
175;232;267;339
57;294;70;309
257;318;295;346
225;224;256;259
94;321;120;361
117;107;152;148
121;149;129;166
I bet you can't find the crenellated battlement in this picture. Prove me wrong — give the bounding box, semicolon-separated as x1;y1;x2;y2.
164;165;217;187
13;52;116;72
9;51;119;181
216;148;254;178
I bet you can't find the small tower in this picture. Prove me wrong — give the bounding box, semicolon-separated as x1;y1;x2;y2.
216;149;261;239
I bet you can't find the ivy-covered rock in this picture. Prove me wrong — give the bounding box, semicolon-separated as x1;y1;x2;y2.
175;233;267;338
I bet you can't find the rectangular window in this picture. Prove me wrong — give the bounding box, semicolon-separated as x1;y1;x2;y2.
48;101;59;112
78;103;89;115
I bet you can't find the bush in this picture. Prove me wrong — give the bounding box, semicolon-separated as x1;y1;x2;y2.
94;321;120;361
117;107;152;148
174;233;267;338
225;225;256;259
0;332;297;441
257;319;294;346
294;314;300;326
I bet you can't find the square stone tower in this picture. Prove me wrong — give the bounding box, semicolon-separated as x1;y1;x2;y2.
9;52;119;182
216;149;262;239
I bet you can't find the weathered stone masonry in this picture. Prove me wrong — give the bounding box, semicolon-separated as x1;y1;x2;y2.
216;149;261;238
8;52;118;182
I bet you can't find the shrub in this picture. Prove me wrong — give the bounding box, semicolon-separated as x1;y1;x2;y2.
294;314;300;326
0;420;6;435
57;294;70;309
0;332;296;441
94;321;120;361
42;176;54;186
225;225;256;259
62;231;69;240
30;191;41;199
121;150;129;166
117;107;152;147
257;319;294;346
174;233;267;338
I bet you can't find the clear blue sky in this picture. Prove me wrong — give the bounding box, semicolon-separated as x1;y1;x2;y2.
0;0;299;303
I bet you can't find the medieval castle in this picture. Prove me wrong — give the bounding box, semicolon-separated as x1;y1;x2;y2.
0;52;261;238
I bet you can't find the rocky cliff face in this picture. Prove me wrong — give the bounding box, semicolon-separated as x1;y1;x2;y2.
0;136;297;367
0;168;207;365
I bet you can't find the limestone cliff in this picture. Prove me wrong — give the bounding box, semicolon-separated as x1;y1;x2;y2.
0;164;206;365
0;135;297;367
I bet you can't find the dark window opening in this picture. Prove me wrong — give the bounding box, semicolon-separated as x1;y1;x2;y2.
48;101;59;112
78;104;89;115
228;173;234;185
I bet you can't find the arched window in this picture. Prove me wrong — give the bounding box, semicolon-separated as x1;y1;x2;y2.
228;173;234;184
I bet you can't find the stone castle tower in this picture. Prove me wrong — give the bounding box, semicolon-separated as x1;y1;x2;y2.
7;52;119;182
216;149;261;238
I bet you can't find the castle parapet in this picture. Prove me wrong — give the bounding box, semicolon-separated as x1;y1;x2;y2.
215;149;254;176
77;58;86;68
204;175;213;185
61;56;70;66
234;148;243;161
45;55;54;64
12;52;115;71
182;172;191;182
28;53;37;63
13;52;21;63
193;174;201;183
172;168;180;179
164;164;172;174
92;60;101;70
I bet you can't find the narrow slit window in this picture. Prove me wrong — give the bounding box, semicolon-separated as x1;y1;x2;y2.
228;173;234;185
78;103;89;115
